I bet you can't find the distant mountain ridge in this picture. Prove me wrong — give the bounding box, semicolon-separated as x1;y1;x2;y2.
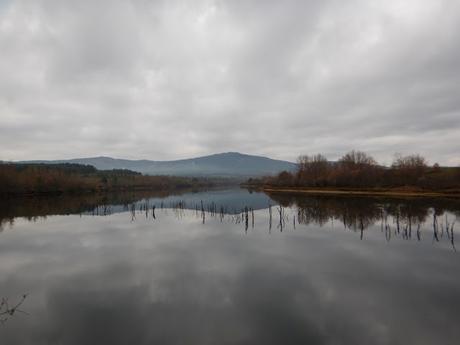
19;152;297;177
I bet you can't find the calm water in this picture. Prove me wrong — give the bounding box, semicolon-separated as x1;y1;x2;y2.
0;189;459;345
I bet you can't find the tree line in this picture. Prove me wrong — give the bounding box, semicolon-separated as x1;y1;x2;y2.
248;151;460;191
0;163;224;195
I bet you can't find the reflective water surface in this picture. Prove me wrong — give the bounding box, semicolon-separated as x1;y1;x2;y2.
1;189;459;345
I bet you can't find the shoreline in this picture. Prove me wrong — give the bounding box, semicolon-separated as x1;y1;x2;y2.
246;186;460;198
0;185;237;199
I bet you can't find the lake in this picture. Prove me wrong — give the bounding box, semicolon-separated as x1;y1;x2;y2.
0;188;459;345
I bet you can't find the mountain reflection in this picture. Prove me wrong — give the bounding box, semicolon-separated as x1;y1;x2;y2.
1;189;459;249
0;188;273;230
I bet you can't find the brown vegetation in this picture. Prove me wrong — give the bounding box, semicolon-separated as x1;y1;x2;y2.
246;151;460;195
0;163;227;195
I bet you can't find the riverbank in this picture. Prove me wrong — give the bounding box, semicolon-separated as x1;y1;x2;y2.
244;185;460;198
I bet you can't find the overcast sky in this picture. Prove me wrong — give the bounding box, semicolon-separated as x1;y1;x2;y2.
0;0;459;165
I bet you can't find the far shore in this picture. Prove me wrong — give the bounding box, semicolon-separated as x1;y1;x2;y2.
243;185;460;198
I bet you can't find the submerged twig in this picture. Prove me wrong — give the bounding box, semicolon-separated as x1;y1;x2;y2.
0;294;29;324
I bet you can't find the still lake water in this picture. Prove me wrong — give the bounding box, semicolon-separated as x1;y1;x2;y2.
0;188;459;345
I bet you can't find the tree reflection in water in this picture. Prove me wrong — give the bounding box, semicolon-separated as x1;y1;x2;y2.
268;193;459;249
1;190;458;249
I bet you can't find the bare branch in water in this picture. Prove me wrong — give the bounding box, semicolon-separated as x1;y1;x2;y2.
0;294;29;324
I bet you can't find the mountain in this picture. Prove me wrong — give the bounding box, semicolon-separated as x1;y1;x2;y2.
20;152;297;177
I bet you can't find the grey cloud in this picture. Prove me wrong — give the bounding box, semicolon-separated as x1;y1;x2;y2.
0;0;459;164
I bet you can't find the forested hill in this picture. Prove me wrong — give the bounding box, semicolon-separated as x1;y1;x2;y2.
19;152;297;177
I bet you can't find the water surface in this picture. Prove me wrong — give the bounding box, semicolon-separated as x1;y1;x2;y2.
0;189;459;345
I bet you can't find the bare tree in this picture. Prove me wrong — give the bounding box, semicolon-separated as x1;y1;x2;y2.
391;153;428;184
297;154;329;186
339;150;377;168
392;153;427;171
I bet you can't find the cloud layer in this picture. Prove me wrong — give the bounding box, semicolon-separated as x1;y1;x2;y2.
1;0;459;165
